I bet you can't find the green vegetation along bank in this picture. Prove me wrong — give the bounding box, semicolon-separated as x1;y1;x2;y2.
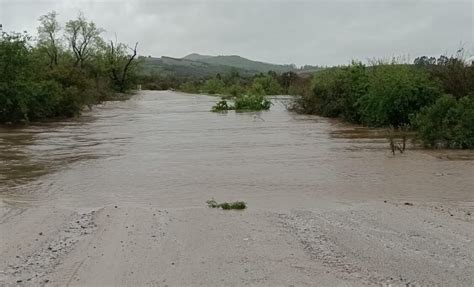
0;11;139;124
291;55;474;149
179;71;310;98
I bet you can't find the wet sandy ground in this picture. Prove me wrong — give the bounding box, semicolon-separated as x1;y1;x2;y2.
1;91;473;286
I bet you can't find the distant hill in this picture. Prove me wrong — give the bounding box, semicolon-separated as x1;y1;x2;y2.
139;53;322;79
183;54;296;73
182;53;214;62
140;56;256;79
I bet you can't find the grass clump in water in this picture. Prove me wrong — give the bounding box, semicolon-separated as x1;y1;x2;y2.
206;199;247;210
211;99;234;112
211;93;271;113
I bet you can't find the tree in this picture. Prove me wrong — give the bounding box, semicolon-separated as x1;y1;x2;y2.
437;55;449;66
37;11;61;69
0;32;33;121
432;55;471;99
106;40;139;92
413;56;436;66
65;14;103;68
279;71;298;93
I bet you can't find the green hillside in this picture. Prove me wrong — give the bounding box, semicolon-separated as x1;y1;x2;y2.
140;53;323;79
140;56;256;79
184;54;296;73
182;53;214;61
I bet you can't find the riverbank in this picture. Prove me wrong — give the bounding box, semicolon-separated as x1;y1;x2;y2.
1;91;473;285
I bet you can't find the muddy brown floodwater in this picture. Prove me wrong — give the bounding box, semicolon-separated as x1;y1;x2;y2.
1;91;473;286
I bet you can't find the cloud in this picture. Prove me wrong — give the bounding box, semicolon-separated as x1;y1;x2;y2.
1;0;472;66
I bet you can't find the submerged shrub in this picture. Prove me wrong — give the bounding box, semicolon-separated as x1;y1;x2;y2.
415;94;474;148
289;55;472;149
292;63;442;128
358;65;441;127
226;84;245;97
307;68;348;117
211;99;234;112
234;94;271;111
291;62;368;122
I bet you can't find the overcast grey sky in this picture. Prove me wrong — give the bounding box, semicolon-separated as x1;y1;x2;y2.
1;0;473;66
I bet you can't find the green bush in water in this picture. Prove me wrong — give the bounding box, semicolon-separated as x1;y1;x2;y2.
415;94;474;148
226;84;245;98
358;64;442;127
211;99;234;112
234;94;271;111
292;63;442;128
291;62;368;122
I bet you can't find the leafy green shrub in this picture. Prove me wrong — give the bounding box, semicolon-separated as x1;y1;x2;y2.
415;94;474;148
211;99;234;112
291;63;368;122
248;82;266;97
179;81;199;93
251;74;281;95
226;84;245;97
201;78;225;94
25;80;63;120
0;33;34;122
343;63;369;122
358;65;441;127
309;68;348;117
51;86;79;117
287;76;311;97
234;94;271;111
293;63;443;128
427;55;474;100
289;55;473;149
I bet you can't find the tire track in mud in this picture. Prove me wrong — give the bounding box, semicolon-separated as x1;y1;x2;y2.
0;206;27;224
277;203;474;286
278;211;382;286
1;210;98;285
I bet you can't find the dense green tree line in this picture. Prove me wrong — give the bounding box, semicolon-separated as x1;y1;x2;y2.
0;12;139;123
291;55;474;148
172;70;308;97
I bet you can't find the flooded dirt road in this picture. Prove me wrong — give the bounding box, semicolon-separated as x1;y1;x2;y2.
1;91;473;286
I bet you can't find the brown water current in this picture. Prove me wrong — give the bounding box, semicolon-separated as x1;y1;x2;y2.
1;91;473;209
